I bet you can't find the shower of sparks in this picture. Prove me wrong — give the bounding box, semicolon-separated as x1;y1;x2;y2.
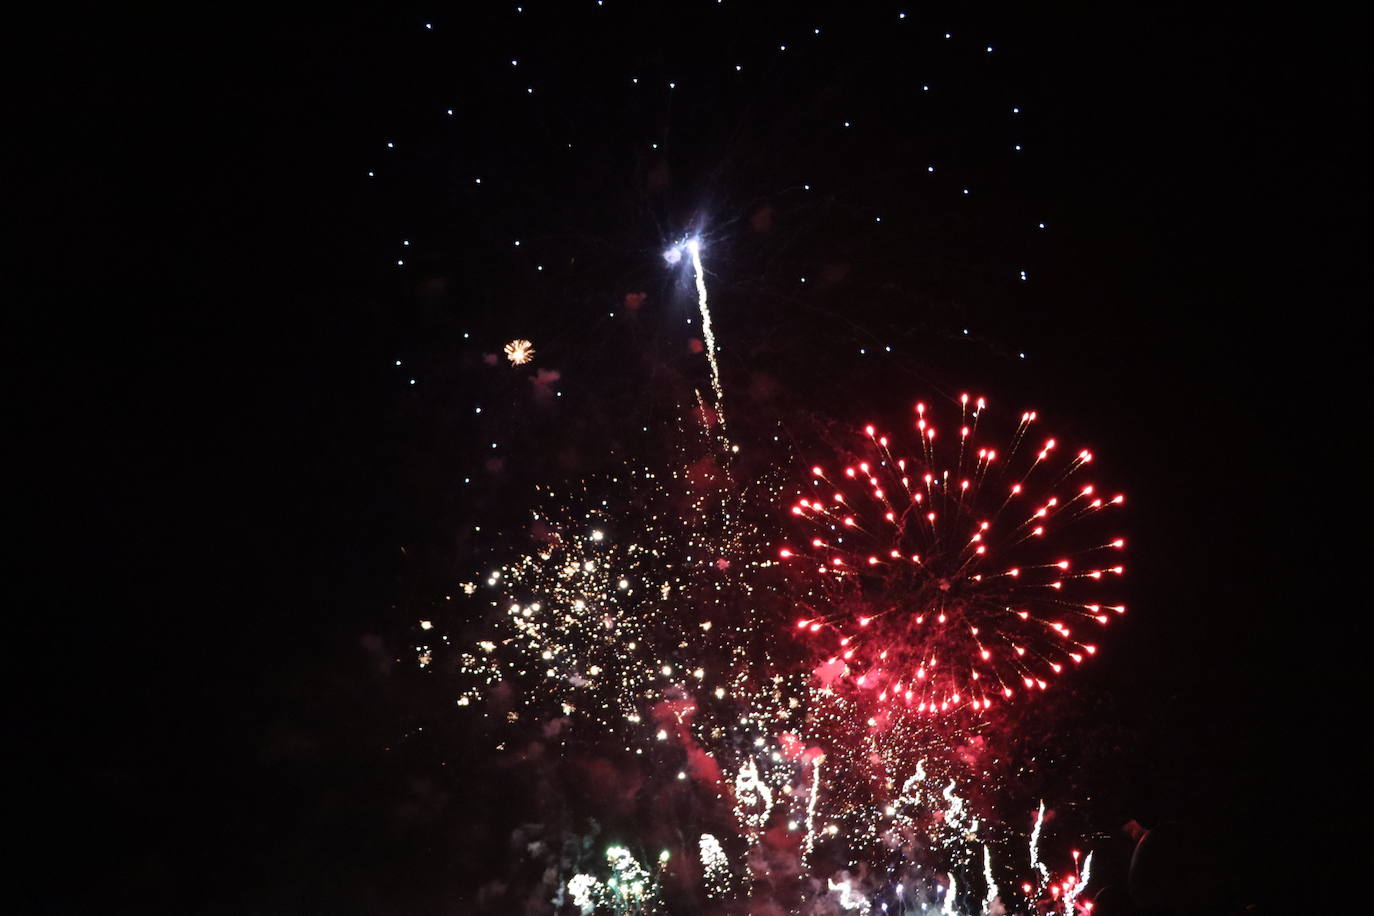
504;338;536;365
424;396;1120;914
698;834;729;899
780;395;1126;717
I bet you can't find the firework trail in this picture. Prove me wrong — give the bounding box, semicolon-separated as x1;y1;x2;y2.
686;239;725;430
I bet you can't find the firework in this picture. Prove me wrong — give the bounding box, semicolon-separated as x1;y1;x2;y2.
779;395;1127;714
504;338;535;365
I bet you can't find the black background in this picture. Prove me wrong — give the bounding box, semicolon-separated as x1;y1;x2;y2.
16;2;1361;912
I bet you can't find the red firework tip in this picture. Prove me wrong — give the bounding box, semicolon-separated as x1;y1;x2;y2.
1057;560;1070;569
858;616;871;626
1112;494;1125;504
868;556;879;565
915;402;925;414
779;548;793;558
961;426;970;438
791;506;804;516
865;425;876;436
843;517;856;527
927;427;936;440
1004;687;1014;697
1011;483;1022;494
1085;645;1097;654
977;397;986;409
796;619;809;629
1112;538;1126;548
961;393;969;404
878;436;888;446
1079;449;1093;462
811;466;824;477
844;467;856;478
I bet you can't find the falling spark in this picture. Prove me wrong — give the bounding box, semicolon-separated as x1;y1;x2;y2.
1029;800;1050;893
982;846;999;915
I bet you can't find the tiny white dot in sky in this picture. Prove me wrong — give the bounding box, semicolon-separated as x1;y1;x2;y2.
475;407;482;413
514;240;520;246
395;360;402;366
396;259;404;266
367;171;374;177
424;23;432;29
402;240;409;246
386;141;394;148
927;165;935;172
409;379;416;385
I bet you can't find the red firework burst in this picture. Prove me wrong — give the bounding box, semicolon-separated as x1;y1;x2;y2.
778;395;1127;714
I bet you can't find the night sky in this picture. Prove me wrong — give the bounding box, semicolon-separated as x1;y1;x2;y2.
18;4;1360;914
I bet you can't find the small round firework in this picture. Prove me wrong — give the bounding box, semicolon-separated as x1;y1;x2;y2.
778;395;1127;714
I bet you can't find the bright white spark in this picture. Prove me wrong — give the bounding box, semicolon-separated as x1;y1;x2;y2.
1029;800;1050;893
982;845;999;915
803;754;823;864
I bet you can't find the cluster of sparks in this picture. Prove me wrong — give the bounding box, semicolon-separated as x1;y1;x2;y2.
422;393;1123;913
504;338;536;365
780;396;1126;717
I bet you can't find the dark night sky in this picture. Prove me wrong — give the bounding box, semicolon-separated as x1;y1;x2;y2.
16;3;1362;913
